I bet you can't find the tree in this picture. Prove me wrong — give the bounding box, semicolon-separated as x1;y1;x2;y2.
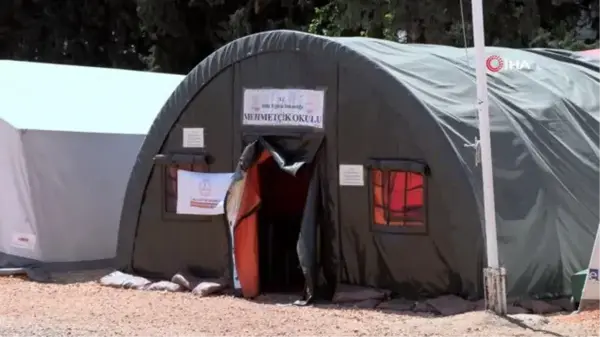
1;0;597;74
136;0;325;73
308;0;599;51
0;0;147;69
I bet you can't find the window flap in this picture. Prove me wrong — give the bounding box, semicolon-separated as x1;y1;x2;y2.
367;159;428;174
153;153;208;165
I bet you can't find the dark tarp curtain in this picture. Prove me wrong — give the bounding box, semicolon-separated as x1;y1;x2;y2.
295;163;320;305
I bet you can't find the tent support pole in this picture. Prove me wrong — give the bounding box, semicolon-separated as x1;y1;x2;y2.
470;0;507;315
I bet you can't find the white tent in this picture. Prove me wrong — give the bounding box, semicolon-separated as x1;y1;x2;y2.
0;61;184;273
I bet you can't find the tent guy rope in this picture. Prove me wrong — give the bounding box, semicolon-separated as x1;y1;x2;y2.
469;0;508;315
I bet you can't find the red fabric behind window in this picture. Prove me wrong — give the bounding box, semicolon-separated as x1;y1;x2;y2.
389;172;423;209
372;169;425;227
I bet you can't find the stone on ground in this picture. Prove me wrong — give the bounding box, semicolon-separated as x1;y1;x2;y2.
425;295;476;316
192;281;226;297
143;281;183;292
377;298;415;311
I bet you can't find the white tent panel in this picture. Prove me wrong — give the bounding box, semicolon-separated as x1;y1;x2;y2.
0;61;184;271
21;130;145;263
0;120;39;261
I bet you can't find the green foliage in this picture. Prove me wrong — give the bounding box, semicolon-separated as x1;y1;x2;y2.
0;0;147;69
308;3;344;36
0;0;598;73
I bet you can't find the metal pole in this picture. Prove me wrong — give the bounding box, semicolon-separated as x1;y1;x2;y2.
469;0;507;315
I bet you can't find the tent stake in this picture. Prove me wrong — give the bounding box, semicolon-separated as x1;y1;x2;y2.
469;0;508;315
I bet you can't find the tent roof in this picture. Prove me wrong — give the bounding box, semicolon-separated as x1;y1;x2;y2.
578;49;599;55
331;37;599;122
577;49;600;61
0;61;184;134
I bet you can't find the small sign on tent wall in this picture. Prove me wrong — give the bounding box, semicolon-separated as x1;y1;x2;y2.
339;164;365;186
176;170;233;215
182;128;205;148
242;88;325;128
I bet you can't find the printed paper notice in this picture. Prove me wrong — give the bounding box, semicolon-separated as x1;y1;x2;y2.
182;128;204;148
176;170;233;215
339;165;364;186
581;226;600;304
243;89;324;128
11;233;37;250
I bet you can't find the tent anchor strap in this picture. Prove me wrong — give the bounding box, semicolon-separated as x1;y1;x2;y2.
463;137;481;167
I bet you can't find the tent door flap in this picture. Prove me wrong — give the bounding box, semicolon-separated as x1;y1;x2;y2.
225;135;323;300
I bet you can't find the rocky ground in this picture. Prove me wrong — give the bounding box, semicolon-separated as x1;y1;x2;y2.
0;271;597;336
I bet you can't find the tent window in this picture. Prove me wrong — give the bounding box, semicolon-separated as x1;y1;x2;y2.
164;162;209;214
371;167;426;233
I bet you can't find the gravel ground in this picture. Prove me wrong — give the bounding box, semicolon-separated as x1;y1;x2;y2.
0;273;597;336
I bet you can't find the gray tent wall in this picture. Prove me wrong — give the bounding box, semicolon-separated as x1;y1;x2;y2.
0;61;184;272
7;131;145;268
117;30;599;299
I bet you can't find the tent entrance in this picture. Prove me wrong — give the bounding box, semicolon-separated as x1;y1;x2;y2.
257;156;312;293
226;135;323;300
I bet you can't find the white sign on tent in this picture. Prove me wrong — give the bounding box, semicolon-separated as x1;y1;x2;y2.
580;226;600;308
176;170;233;215
242;88;325;128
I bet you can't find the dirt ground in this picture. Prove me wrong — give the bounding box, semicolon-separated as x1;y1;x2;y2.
0;273;597;337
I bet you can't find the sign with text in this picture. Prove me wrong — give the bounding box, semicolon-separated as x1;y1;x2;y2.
339;164;365;186
581;226;600;305
182;128;204;148
242;88;325;128
176;170;233;215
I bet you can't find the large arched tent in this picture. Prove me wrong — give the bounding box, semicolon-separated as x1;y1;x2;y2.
116;30;599;301
0;61;183;273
